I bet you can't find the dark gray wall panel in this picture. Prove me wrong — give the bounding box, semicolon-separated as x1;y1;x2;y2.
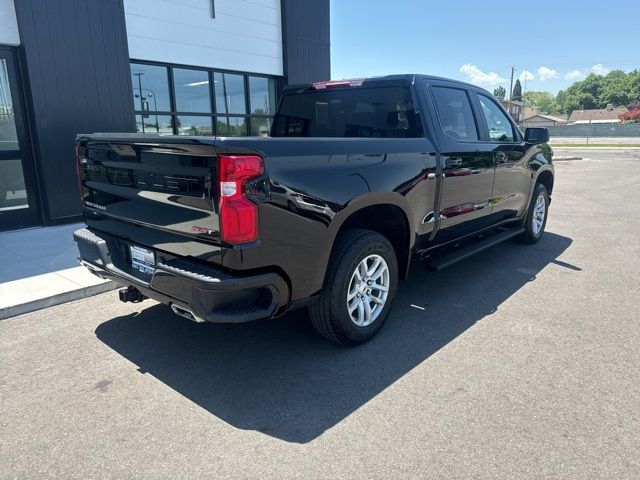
14;0;135;221
282;0;330;84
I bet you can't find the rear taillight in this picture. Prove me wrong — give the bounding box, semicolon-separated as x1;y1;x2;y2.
218;155;264;245
75;146;85;205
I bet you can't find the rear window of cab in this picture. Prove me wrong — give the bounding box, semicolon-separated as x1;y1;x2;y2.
272;86;422;138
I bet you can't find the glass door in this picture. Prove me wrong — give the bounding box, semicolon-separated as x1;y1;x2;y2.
0;47;41;230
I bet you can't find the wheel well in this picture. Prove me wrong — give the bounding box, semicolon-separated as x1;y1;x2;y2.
537;170;554;195
335;204;411;279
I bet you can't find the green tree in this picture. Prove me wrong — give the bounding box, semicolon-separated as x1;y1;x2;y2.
554;90;566;115
601;70;630;106
625;70;640;103
511;79;522;102
493;86;506;100
523;91;555;114
555;70;640;114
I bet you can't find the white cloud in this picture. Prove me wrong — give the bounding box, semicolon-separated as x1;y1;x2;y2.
537;66;559;81
591;63;610;75
565;70;585;81
519;70;535;82
459;64;507;86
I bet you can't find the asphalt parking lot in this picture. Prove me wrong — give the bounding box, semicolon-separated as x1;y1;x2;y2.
1;149;639;479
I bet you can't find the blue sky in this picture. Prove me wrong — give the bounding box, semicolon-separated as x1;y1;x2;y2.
330;0;640;94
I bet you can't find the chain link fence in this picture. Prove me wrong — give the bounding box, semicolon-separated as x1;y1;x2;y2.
547;123;640;138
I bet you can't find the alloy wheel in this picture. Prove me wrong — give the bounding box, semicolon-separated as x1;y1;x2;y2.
347;254;390;327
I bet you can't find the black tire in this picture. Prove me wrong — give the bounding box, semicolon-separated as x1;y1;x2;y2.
516;183;549;244
309;229;398;346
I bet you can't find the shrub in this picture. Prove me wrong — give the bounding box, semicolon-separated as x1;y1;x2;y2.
619;109;640;123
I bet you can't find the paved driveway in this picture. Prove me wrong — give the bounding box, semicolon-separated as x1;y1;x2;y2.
1;150;639;479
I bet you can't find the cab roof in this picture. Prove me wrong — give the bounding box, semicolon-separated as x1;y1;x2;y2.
283;74;486;95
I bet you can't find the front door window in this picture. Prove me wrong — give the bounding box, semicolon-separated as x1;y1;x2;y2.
478;94;516;142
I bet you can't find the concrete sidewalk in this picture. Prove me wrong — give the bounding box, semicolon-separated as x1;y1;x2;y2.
0;223;115;319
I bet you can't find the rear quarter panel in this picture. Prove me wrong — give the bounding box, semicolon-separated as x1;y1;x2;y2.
215;137;437;301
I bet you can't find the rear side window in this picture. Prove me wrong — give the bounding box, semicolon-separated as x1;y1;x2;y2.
272;86;421;138
431;86;478;141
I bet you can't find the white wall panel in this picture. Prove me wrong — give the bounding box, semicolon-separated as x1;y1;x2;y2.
124;0;283;75
0;0;20;45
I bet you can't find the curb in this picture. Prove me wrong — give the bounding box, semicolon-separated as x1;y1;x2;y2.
0;280;117;320
554;156;583;161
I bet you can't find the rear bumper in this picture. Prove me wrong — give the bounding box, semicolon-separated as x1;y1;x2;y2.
73;228;289;323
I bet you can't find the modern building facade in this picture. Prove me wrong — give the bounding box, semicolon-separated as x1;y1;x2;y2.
0;0;330;231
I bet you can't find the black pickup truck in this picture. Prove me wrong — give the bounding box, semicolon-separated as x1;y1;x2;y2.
74;74;554;345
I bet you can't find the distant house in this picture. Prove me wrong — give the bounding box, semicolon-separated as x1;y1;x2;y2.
500;100;526;124
568;106;627;124
523;114;568;128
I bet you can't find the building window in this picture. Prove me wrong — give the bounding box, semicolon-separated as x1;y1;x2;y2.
130;61;279;136
216;117;247;137
131;63;171;113
176;116;213;136
135;114;173;135
173;68;212;113
249;76;276;115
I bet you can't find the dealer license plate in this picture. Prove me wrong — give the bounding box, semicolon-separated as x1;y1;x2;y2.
130;245;155;274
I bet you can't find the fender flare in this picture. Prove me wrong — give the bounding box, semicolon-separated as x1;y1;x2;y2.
532;165;554;193
328;191;416;245
302;192;416;288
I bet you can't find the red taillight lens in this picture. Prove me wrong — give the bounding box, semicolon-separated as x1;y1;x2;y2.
218;155;264;244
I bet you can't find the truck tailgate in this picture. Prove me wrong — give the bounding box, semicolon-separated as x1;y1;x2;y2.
76;135;222;262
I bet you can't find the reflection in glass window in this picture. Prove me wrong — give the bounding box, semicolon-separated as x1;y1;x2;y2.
431;87;478;141
174;69;211;113
0;158;28;211
135;115;174;135
129;62;277;137
130;63;171;112
0;59;28;211
249;76;276;115
273;86;420;138
216;116;247;136
0;59;18;151
251;117;271;136
478;95;515;142
214;73;246;115
177;116;212;136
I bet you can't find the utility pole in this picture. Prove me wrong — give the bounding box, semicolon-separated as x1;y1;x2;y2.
522;69;529;127
509;66;516;101
134;72;145;133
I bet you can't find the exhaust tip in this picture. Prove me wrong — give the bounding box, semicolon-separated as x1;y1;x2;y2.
170;304;206;323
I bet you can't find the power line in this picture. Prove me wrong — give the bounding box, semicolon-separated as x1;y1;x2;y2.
489;59;640;72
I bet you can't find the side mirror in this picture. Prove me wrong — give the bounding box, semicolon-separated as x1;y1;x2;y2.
524;127;549;144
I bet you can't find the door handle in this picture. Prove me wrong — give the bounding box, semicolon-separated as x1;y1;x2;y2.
495;152;508;164
445;157;463;168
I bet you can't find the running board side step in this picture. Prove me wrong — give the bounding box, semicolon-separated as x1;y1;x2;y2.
425;228;525;272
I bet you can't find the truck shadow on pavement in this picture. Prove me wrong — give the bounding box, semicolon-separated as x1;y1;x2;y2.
96;232;573;444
